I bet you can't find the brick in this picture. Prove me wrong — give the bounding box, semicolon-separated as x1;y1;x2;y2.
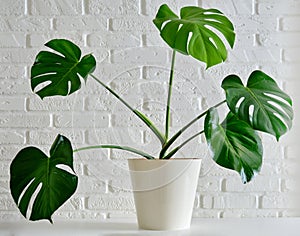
0;146;23;161
90;63;139;83
0;65;26;79
285;144;300;159
225;177;280;192
283;48;300;62
59;196;85;211
192;209;221;218
258;32;300;47
257;0;300;15
110;16;154;32
29;32;84;48
230;15;277;34
27;95;84;111
243;47;281;63
0;17;51;32
87;195;134;211
53;112;109;128
142;64;200;82
86;127;142;146
0;48;38;64
0;179;9;193
197;176;222;192
85;96;114;112
281;16;300;31
0;113;50;128
0;33;26;48
30;0;82;15
76;176;106;194
88;0;139;16
203;63;258;83
261;193;292;209
0;131;25;144
0;0;25;16
281;178;297;193
202;0;253;15
202;195;213;209
0;163;10;177
87;32;141;49
84;48;109;65
52;211;108;221
263;142;283;160
221;209;278;218
111;112;148;128
54;16;107;31
111;47;168;65
142;33;168;47
0;97;25;111
260;64;298;79
141;0;197;17
259;161;282;176
28;130;84;145
213;194;257;209
280;209;300;217
0;80;30;96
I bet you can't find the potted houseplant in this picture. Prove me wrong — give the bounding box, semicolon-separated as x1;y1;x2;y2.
9;4;293;230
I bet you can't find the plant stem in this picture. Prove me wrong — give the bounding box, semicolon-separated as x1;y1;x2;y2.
90;74;165;145
165;50;176;141
73;145;155;159
159;100;226;158
163;130;204;159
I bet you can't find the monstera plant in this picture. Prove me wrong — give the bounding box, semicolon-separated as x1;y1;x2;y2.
10;4;293;223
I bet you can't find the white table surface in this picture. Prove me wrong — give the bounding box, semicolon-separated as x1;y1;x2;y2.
0;218;299;236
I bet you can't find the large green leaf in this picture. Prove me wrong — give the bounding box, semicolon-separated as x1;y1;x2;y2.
204;109;262;183
31;39;96;99
10;135;78;223
153;4;235;68
222;70;293;140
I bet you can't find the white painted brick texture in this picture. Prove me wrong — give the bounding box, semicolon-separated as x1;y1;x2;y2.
0;0;299;222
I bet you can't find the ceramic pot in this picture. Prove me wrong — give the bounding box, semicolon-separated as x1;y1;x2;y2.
128;158;201;230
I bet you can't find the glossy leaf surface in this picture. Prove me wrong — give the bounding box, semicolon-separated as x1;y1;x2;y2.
31;39;96;99
10;135;78;223
222;70;293;140
153;4;235;68
204;109;262;183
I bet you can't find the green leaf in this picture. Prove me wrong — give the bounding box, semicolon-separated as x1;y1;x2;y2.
204;109;263;183
153;4;235;68
222;70;293;140
31;39;96;99
10;135;78;223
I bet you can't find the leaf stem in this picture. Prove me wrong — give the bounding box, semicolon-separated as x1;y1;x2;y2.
159;100;226;158
165;50;176;141
163;130;204;159
73;145;155;160
90;74;165;145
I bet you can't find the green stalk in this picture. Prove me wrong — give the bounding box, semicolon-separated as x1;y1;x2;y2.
159;100;226;158
163;130;204;159
73;145;155;160
165;50;176;141
90;74;165;145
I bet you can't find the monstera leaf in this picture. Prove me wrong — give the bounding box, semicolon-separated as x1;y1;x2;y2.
222;70;293;140
153;4;235;68
10;135;78;223
31;39;96;99
204;109;262;183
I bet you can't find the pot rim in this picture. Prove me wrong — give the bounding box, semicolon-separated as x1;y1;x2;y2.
127;158;201;161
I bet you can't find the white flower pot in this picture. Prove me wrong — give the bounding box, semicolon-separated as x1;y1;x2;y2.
128;158;201;230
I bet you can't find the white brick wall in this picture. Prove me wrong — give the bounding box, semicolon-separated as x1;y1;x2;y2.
0;0;299;222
